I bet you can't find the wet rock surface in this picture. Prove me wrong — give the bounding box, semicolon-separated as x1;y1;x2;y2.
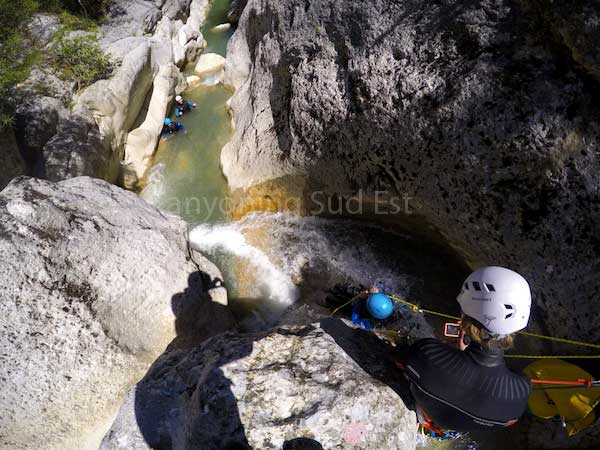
0;176;233;450
101;320;416;450
223;0;600;352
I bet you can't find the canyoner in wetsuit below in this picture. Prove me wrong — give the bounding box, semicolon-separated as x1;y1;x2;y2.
403;266;533;435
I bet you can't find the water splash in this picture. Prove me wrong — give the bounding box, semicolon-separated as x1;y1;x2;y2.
189;222;300;305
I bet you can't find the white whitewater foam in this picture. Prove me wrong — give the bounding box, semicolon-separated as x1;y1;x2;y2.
189;222;299;305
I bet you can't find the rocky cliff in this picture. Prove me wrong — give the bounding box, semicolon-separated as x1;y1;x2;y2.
101;320;416;450
12;0;212;188
222;0;600;345
0;177;233;450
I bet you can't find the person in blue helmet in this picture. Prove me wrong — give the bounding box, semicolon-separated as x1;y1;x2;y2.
351;287;394;330
161;117;184;138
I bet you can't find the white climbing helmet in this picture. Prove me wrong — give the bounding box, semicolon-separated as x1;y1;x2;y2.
175;95;183;102
457;266;532;336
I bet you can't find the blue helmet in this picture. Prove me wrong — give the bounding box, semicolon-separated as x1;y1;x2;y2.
164;118;172;125
366;293;393;319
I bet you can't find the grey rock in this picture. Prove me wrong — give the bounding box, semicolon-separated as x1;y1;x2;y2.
227;0;248;24
27;13;60;46
36;109;110;182
14;95;68;165
162;0;192;21
15;67;75;104
223;0;600;350
101;320;416;450
0;129;26;190
0;176;234;450
519;0;600;82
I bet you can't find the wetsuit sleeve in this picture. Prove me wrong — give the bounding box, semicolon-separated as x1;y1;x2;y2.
351;299;372;330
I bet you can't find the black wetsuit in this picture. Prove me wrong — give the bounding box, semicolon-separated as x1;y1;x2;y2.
405;338;531;432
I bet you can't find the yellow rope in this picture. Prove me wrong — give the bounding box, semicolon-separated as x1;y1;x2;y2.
329;293;362;317
517;331;600;349
384;293;600;358
329;292;600;358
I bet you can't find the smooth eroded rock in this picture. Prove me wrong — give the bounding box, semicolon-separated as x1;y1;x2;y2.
195;52;227;76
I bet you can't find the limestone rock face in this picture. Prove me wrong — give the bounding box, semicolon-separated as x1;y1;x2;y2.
15;0;210;186
0;129;26;190
100;320;416;450
0;177;234;450
222;0;600;345
122;63;182;189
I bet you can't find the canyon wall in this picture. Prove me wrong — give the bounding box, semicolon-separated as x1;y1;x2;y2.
222;0;600;345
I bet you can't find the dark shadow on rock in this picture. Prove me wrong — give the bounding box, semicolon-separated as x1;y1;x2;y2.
319;317;415;411
169;271;235;350
283;437;324;450
130;270;250;450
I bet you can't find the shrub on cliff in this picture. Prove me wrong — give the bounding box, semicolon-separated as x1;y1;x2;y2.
51;34;113;90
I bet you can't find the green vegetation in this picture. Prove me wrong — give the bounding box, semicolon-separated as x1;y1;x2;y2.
0;0;39;128
0;0;111;129
51;34;113;90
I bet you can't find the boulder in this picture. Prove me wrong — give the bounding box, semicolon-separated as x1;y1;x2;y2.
14;95;68;165
222;0;600;346
100;320;416;450
0;176;234;450
15;67;75;105
122;63;182;189
37;108;111;182
0;129;26;190
195;52;226;76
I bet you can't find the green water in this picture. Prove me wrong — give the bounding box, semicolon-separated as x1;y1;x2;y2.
140;85;233;224
140;0;234;224
202;0;235;56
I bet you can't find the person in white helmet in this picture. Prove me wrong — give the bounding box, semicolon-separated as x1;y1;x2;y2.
174;95;197;118
401;266;532;437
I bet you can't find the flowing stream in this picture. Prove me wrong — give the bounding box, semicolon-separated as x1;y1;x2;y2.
140;1;482;448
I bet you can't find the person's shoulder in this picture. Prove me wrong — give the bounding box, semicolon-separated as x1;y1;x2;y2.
408;338;457;360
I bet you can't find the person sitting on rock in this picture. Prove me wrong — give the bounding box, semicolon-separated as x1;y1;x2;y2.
174;95;197;118
402;266;532;438
161;118;184;138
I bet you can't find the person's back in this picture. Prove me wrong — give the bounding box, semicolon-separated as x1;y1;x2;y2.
404;266;533;435
406;338;530;432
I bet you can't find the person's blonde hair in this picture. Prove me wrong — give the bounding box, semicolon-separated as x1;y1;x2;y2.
460;315;515;350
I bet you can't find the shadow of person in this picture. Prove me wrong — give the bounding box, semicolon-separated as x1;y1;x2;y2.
169;271;235;350
128;270;253;450
319;317;415;410
283;437;324;450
